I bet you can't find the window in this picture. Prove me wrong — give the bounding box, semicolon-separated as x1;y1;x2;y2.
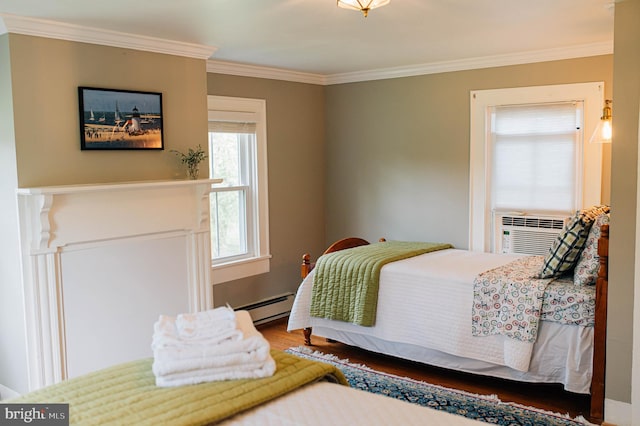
469;83;604;252
490;102;582;215
208;96;270;284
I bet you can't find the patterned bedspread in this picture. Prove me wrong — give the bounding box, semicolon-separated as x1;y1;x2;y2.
472;256;550;342
541;278;595;326
472;256;594;343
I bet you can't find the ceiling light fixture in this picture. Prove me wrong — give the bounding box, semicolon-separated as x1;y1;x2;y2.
589;100;613;144
337;0;390;17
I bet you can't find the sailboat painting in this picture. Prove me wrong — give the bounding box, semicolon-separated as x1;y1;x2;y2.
78;86;164;150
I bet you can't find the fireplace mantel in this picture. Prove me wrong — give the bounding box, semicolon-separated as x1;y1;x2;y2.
17;179;220;390
17;178;222;196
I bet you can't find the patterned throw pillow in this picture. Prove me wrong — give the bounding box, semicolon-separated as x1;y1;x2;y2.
573;213;610;285
539;205;610;279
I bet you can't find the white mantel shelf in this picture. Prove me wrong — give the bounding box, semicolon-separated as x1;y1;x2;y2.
16;178;217;391
17;178;222;195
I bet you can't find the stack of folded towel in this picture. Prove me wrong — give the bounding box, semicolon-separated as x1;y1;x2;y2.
151;306;276;387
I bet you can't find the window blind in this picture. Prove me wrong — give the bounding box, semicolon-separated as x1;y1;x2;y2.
490;102;582;214
208;121;256;133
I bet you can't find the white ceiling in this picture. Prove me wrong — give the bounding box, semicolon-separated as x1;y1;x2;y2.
0;0;615;79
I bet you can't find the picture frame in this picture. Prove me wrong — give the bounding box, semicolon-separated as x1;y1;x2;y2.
78;87;164;150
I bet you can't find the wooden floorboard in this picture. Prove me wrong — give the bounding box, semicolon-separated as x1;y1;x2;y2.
258;317;593;422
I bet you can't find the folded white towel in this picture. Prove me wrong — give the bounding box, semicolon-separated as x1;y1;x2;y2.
155;355;271;380
152;311;243;349
152;343;271;376
155;355;276;388
152;328;243;350
177;305;236;325
153;333;268;363
176;306;236;340
152;309;276;387
152;310;270;374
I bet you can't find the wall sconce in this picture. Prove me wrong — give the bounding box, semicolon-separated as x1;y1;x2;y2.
589;100;612;144
337;0;390;17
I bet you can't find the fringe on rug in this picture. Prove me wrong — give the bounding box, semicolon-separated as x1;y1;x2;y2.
500;401;598;426
287;346;597;426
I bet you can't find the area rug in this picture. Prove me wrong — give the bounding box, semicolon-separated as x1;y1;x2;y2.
285;346;594;426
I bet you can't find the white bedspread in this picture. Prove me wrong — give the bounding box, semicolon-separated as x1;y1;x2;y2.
288;248;594;393
220;382;486;426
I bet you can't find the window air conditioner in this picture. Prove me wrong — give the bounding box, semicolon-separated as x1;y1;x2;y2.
494;214;569;256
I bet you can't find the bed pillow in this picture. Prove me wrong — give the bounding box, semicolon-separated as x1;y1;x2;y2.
539;205;610;279
573;213;610;286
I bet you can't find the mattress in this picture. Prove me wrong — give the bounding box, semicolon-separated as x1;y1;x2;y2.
288;248;593;394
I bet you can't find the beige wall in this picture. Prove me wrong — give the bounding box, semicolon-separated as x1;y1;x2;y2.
609;0;640;405
206;73;326;308
9;34;209;187
324;56;613;248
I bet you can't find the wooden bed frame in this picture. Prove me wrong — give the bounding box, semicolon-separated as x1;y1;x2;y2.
300;225;609;424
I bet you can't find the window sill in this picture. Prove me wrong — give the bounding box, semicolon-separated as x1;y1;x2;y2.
211;255;271;285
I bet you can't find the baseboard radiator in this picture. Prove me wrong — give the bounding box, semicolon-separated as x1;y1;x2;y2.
236;292;295;325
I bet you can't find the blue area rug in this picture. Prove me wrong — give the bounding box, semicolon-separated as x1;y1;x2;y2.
286;346;594;426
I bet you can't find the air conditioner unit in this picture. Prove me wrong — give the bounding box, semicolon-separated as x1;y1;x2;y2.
494;214;569;256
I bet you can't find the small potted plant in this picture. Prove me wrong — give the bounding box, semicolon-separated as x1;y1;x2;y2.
171;145;207;180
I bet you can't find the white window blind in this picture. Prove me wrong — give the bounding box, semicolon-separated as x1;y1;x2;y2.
208;121;256;134
490;102;583;215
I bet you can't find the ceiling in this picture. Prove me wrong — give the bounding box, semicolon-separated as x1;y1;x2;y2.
0;0;615;78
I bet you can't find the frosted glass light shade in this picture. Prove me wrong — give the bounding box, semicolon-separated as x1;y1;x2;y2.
337;0;391;17
589;100;613;144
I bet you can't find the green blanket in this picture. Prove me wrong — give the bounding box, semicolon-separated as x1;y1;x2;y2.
310;241;452;326
9;350;347;425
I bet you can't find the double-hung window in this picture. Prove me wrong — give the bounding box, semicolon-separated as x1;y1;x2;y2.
207;96;270;284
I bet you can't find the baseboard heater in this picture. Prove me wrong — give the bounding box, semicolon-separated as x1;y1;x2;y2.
236;292;295;325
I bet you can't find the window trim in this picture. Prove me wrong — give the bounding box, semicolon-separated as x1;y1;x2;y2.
207;95;270;284
469;82;604;252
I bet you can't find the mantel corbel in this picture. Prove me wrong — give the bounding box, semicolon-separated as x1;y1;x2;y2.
19;192;57;254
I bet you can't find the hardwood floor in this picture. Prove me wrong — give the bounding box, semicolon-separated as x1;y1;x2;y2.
258;317;593;422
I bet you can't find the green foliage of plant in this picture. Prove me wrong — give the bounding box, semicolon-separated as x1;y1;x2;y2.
171;145;207;179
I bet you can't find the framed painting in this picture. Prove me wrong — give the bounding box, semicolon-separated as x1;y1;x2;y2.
78;87;164;150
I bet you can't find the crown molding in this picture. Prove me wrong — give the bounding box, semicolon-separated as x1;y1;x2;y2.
0;13;216;60
207;60;327;85
208;41;613;86
324;41;614;85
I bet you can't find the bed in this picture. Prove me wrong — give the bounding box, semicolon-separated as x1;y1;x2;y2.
8;349;486;426
287;214;609;423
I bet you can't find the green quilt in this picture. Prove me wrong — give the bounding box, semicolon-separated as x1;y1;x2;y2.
9;350;347;425
310;240;452;326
